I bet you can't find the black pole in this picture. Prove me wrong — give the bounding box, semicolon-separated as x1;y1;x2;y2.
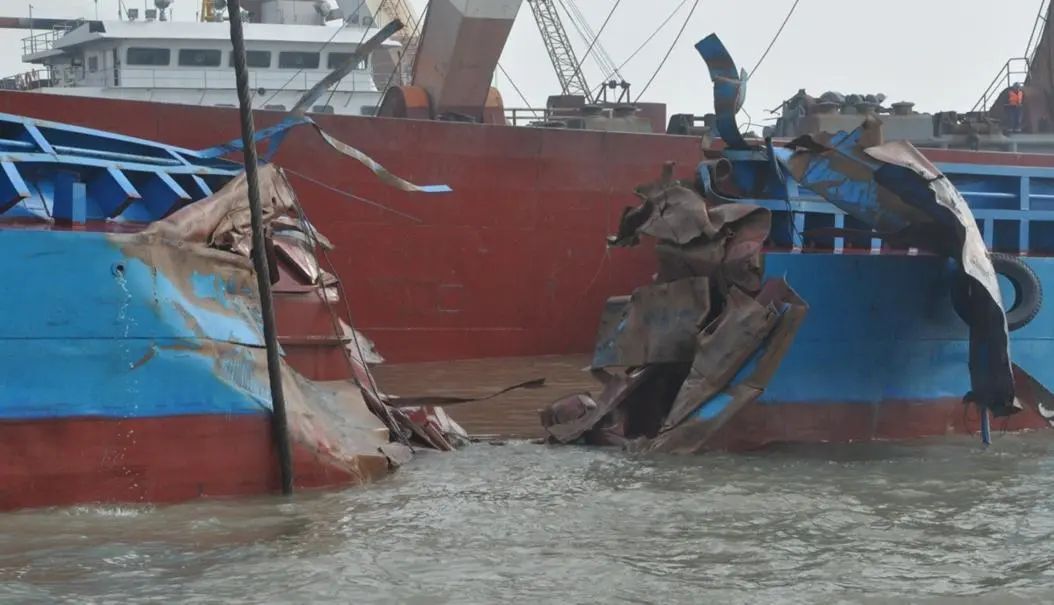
226;0;294;495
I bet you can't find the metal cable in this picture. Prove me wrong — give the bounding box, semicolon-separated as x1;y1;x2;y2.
594;0;688;96
227;0;294;495
748;0;800;80
633;0;701;103
558;0;619;79
567;0;620;77
284;167;423;223
497;62;534;108
324;0;374;109
285;189;413;448
261;7;357;109
564;0;623;99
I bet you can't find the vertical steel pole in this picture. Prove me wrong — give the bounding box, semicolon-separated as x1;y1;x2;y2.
226;0;294;495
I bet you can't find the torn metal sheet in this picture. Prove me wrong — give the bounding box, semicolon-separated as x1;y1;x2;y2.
384;378;546;408
591;278;711;368
646;279;808;453
695;33;749;150
660;285;781;431
540;368;654;444
609;164;719;247
609;162;770;292
197;118;452;194
778;116;1019;417
141;163;297;258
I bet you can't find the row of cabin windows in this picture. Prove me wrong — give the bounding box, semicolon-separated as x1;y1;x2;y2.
124;48;368;70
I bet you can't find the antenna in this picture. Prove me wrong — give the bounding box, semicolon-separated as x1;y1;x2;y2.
154;0;174;21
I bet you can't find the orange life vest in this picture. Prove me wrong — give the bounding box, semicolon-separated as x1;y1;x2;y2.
1009;89;1024;106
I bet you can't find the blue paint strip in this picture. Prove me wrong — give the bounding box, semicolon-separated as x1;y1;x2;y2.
197;116;308;159
698;392;735;421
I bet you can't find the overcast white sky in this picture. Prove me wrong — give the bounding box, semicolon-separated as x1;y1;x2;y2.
0;0;1044;125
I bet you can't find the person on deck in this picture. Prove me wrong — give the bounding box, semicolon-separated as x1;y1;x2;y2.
1006;82;1024;133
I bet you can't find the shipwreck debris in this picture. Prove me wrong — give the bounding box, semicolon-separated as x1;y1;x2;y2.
540;162;809;453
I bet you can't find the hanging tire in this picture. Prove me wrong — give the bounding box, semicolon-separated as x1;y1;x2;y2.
992;252;1042;331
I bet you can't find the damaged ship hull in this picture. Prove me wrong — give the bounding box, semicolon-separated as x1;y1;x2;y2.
705;252;1054;450
0;111;438;510
1;228;395;510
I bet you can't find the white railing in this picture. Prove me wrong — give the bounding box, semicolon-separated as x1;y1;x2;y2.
0;69;54;91
20;23;78;56
106;67;377;92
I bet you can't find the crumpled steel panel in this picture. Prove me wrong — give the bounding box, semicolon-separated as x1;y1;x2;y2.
778;116;1018;416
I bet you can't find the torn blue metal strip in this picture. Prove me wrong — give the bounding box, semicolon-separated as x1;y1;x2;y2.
196;115;309;159
695;33;749;150
196;116;452;194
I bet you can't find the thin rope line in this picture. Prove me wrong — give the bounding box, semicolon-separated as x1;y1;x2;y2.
748;0;801;80
634;0;702;103
563;0;623;97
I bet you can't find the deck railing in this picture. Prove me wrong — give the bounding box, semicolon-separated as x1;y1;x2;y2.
971;58;1031;114
0;69;54;91
20;23;78;57
737;158;1054;256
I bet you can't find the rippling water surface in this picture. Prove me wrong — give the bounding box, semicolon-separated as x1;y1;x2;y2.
2;435;1054;604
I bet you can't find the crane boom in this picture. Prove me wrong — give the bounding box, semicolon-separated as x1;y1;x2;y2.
527;0;592;101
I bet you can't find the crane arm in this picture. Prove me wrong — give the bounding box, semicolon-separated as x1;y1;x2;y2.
527;0;591;101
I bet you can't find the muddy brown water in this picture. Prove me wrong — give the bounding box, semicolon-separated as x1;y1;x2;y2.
2;356;1054;603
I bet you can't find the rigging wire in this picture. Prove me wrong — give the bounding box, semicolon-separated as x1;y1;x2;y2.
593;0;689;96
497;62;535;110
563;0;624;97
261;4;360;108
558;0;621;79
748;0;800;79
633;0;702;103
555;0;611;78
324;0;378;109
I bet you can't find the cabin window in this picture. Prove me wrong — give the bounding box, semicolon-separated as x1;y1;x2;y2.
126;47;170;66
87;56;99;72
278;51;320;69
178;49;222;67
327;52;368;70
312;104;334;114
229;50;271;68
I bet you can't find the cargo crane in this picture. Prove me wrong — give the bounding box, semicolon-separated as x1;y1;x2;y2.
527;0;593;101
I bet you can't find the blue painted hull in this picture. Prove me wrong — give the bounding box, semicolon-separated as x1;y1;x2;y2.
2;229;269;420
691;251;1054;448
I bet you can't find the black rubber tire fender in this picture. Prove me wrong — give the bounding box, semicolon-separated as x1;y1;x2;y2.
992;252;1042;331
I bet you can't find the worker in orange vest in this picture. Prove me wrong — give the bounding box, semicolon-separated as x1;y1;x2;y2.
1007;82;1024;133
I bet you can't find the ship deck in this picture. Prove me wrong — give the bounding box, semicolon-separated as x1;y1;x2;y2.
373;354;596;439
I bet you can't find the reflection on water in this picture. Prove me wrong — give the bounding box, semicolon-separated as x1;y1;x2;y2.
1;435;1054;604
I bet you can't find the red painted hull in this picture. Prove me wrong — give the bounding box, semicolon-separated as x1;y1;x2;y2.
705;399;1052;451
0;414;390;511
